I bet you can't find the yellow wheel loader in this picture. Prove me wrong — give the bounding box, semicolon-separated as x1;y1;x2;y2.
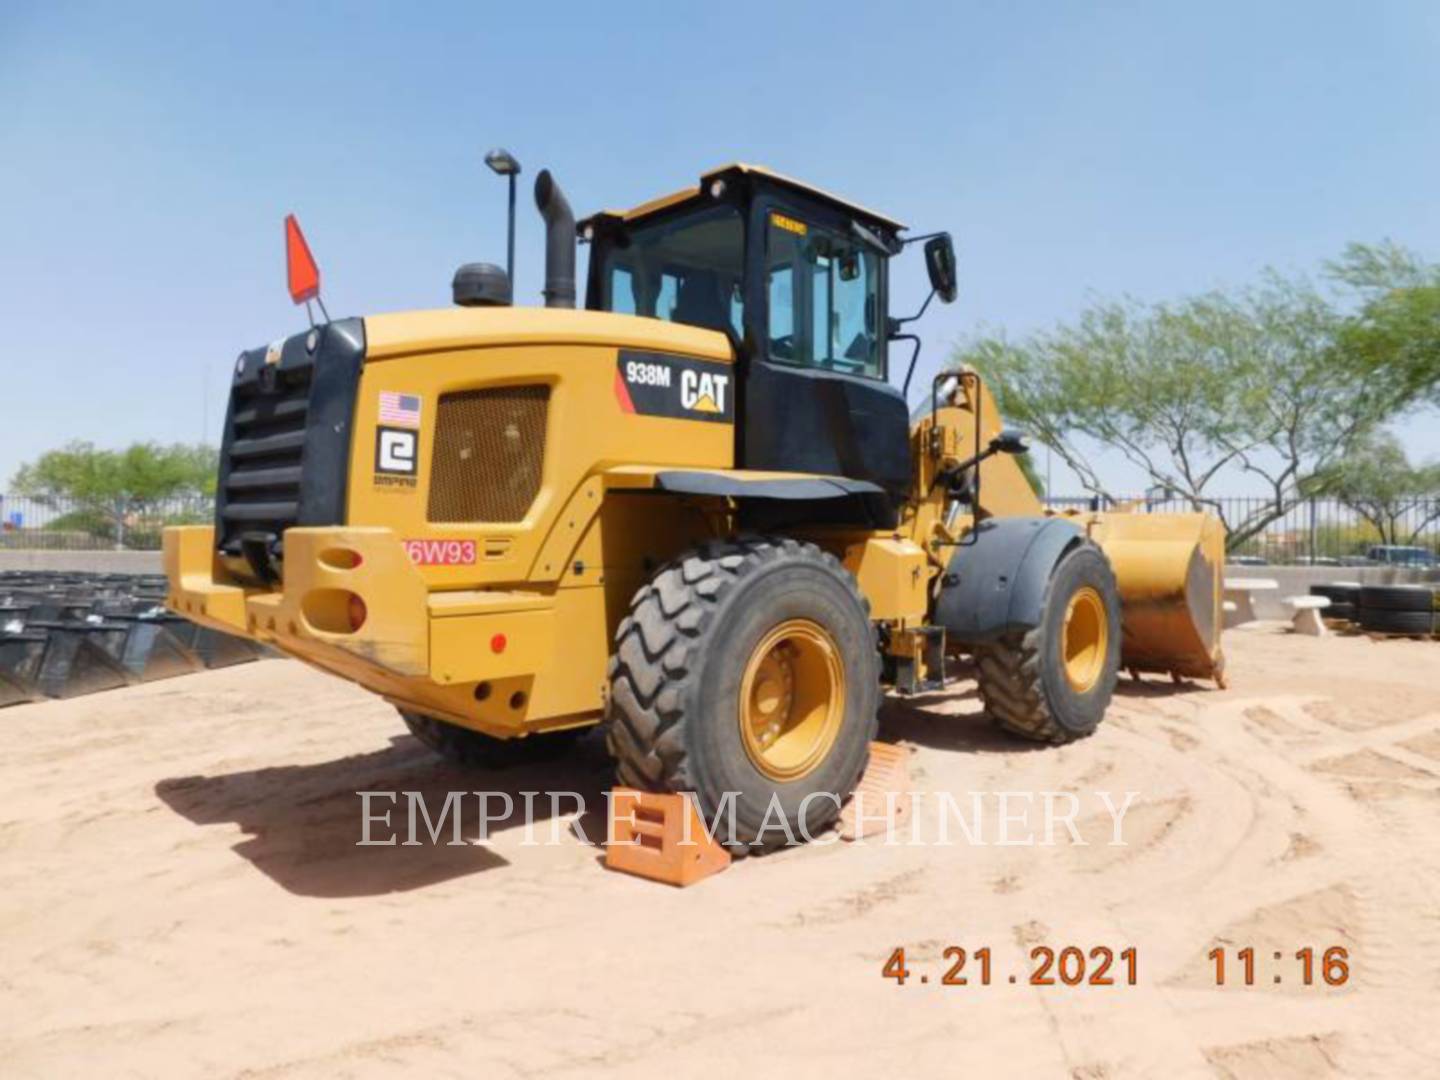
166;163;1224;853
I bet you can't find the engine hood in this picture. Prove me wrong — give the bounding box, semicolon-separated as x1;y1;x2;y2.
363;307;734;363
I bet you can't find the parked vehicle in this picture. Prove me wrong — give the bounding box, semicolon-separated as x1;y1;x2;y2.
164;162;1229;853
1366;545;1439;568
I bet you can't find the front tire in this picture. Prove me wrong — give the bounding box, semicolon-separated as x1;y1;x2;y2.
975;543;1121;744
605;537;879;855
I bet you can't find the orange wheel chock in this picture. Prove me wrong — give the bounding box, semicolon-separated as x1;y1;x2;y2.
838;741;913;841
604;788;732;887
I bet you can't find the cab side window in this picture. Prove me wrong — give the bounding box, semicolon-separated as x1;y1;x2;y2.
765;211;882;378
600;204;745;338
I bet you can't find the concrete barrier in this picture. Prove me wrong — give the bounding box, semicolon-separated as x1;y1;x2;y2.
0;551;163;575
1226;566;1439;619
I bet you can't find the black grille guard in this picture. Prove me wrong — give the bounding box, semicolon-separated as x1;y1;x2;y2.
213;318;365;581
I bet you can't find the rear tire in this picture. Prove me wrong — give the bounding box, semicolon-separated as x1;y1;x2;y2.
605;537;878;856
401;710;582;768
975;544;1121;744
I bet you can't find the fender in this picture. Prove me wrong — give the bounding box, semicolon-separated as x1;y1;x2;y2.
653;470;897;529
934;517;1086;643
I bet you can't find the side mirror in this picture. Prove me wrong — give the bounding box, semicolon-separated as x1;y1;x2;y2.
923;233;958;303
989;429;1029;455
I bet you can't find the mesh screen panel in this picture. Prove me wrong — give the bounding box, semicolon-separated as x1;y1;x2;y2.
427;386;549;523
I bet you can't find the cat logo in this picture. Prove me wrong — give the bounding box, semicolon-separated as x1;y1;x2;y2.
681;369;729;415
614;350;733;424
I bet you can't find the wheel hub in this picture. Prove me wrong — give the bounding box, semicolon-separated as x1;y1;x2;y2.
739;619;845;781
1062;586;1108;694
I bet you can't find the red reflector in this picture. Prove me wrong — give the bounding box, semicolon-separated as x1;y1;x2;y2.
347;594;367;632
285;214;321;304
490;633;507;654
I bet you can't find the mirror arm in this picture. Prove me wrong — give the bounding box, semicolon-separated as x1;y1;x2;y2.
891;287;936;330
894;332;924;397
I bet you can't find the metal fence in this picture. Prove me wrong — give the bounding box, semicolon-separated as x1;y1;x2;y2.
0;495;213;551
1046;495;1440;565
3;491;1438;564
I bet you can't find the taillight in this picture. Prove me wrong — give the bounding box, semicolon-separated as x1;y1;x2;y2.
347;594;368;632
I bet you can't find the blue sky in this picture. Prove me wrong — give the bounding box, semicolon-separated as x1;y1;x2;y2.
2;0;1438;493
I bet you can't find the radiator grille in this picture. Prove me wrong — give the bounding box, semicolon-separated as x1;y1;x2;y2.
428;386;549;523
218;370;312;551
213;320;364;570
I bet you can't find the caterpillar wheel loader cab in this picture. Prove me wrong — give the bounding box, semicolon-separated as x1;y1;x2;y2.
166;162;1224;854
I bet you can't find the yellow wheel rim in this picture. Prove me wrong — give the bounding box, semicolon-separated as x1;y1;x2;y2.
739;619;846;782
1062;586;1108;694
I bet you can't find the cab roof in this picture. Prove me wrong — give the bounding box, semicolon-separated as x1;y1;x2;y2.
586;163;907;233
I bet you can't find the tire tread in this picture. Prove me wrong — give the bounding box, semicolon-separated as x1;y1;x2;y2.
604;536;876;854
973;544;1119;745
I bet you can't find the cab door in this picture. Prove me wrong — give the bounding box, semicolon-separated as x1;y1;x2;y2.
739;195;911;508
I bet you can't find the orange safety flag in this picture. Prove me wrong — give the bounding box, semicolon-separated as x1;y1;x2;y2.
284;214;320;304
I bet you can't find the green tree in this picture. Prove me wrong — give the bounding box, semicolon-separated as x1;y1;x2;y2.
1312;430;1440;546
1328;241;1440;407
1015;450;1046;498
956;253;1435;549
11;442;217;548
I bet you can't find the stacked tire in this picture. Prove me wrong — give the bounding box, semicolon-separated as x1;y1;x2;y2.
1355;585;1439;637
1309;583;1361;624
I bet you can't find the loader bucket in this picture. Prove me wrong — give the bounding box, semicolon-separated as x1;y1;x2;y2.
0;631;48;707
32;625;132;699
193;627;262;669
115;617;204;683
1085;510;1226;683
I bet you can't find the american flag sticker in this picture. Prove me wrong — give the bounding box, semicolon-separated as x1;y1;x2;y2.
378;391;422;428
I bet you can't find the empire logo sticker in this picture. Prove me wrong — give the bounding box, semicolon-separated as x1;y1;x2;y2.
403;539;477;566
614;350;733;424
375;426;418;487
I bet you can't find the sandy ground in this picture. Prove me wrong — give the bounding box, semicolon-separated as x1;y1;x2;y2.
3;623;1440;1078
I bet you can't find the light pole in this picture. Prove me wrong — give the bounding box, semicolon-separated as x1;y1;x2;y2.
484;148;522;289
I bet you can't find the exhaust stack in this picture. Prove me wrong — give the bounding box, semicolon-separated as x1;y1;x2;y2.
534;169;576;309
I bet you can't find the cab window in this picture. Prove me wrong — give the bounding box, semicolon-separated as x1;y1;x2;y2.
598;204;745;337
765;211;882;378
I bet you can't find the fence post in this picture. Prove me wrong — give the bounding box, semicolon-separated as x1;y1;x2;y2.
1307;497;1316;565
